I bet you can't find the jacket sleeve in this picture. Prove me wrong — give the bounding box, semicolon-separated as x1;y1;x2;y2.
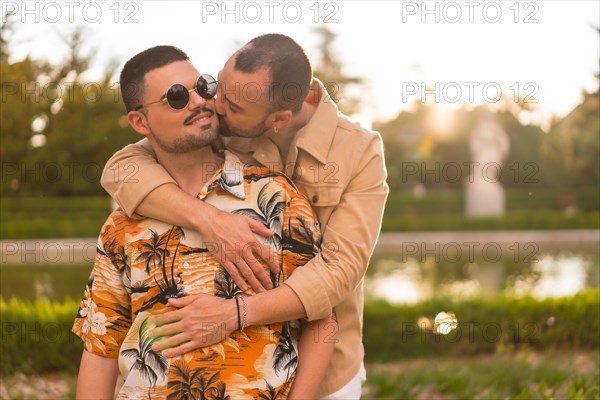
100;140;176;217
284;133;389;320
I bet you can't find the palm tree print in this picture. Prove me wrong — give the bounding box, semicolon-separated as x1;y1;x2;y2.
291;215;322;255
282;215;322;264
214;267;245;299
257;381;279;400
136;226;192;312
272;322;298;381
136;229;169;275
104;238;132;284
206;382;230;400
194;370;221;399
167;360;207;400
168;367;223;400
121;317;168;399
73;161;322;397
233;184;285;248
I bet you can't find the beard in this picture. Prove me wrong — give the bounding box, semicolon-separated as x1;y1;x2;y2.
218;114;268;139
149;124;219;154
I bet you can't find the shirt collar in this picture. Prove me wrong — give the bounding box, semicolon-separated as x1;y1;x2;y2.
197;151;246;200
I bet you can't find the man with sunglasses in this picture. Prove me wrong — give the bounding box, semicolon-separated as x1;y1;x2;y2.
74;45;335;399
101;34;388;399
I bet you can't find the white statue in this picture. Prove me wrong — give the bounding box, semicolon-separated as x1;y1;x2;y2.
465;110;510;217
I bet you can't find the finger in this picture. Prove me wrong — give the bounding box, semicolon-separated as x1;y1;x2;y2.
153;308;183;327
237;258;266;293
222;261;249;291
151;332;189;353
162;340;203;358
258;244;280;274
246;217;274;237
243;246;273;289
168;294;198;308
149;320;185;339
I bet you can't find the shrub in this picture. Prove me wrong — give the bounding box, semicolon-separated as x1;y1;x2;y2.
363;291;600;362
1;291;598;374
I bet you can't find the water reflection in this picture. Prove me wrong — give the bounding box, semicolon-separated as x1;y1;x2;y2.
2;250;599;303
365;250;599;304
509;254;591;298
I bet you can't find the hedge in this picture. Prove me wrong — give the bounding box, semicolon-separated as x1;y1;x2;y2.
363;290;600;361
2;193;599;239
1;291;599;375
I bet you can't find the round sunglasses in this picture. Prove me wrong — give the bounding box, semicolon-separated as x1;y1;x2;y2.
136;74;218;111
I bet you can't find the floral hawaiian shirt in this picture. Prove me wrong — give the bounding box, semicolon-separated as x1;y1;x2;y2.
72;152;322;399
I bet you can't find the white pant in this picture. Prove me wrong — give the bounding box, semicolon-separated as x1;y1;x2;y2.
319;363;367;400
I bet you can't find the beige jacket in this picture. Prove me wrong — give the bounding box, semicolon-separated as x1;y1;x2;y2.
101;79;389;395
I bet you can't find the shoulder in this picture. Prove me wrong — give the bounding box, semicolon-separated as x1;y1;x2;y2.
335;114;384;151
98;210;154;250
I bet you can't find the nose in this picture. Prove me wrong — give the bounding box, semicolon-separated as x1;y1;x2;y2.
187;89;207;110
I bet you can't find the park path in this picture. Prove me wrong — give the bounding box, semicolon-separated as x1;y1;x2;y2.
1;230;598;266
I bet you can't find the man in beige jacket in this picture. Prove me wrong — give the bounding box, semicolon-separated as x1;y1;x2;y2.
101;33;388;399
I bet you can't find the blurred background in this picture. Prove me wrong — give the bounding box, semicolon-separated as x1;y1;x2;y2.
1;1;599;399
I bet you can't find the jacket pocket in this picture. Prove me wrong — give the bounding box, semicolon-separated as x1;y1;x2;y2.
298;183;344;207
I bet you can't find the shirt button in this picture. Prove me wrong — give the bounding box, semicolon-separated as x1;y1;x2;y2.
312;195;319;204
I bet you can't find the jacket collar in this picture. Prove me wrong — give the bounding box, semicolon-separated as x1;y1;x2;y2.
291;78;339;165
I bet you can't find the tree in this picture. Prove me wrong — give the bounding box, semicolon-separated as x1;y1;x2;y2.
1;22;139;197
312;25;363;116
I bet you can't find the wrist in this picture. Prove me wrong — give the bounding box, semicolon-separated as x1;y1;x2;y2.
225;298;239;333
191;202;220;235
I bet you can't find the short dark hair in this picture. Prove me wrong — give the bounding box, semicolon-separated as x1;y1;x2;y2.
235;34;312;114
119;45;189;112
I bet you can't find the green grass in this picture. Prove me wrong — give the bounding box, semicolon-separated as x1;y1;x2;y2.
364;352;600;399
0;353;597;399
1;196;111;239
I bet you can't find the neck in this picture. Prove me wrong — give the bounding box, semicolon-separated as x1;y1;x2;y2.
153;145;222;196
269;102;316;161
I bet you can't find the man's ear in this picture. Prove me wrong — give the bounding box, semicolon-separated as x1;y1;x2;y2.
270;109;292;131
127;110;151;137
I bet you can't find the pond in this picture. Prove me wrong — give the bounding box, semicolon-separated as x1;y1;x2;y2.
2;248;598;303
365;249;600;303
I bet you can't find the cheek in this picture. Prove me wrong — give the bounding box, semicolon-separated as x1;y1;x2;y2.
153;116;179;135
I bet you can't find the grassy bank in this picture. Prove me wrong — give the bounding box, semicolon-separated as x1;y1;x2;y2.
1;352;598;400
1;291;598;375
364;352;600;399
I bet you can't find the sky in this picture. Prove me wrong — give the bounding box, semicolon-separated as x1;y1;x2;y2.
3;0;599;129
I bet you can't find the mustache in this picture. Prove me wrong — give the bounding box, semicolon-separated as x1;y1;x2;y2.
184;108;213;125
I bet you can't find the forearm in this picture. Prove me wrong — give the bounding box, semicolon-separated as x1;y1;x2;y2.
100;140;176;217
288;316;336;399
76;350;118;399
245;284;306;326
137;183;216;232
